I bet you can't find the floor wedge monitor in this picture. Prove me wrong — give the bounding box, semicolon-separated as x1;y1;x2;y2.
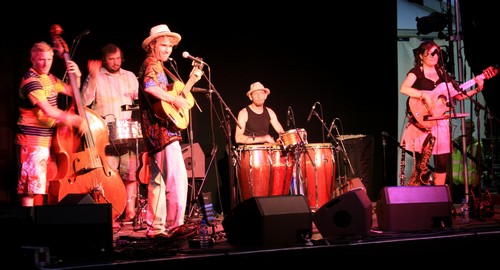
222;195;312;247
376;186;452;231
312;188;372;238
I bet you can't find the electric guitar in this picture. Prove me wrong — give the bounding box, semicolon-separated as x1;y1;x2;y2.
408;66;498;130
153;64;203;130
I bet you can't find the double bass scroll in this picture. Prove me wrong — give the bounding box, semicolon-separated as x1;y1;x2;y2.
47;24;126;222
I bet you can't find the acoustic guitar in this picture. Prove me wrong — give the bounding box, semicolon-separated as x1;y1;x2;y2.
153;64;203;130
136;151;150;185
408;66;498;130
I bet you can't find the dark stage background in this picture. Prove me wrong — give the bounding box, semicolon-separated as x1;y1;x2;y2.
0;2;497;214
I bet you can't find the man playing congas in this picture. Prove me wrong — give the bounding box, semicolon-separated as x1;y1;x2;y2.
234;82;289;202
235;82;285;145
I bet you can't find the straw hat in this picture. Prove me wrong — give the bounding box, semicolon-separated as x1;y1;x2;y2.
142;24;181;50
246;82;270;98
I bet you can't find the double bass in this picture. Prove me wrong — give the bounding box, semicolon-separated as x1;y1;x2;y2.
47;24;126;222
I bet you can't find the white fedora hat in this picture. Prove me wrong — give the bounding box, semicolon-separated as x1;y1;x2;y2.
142;24;181;50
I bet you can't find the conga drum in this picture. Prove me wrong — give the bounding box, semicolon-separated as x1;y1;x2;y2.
280;128;307;150
299;143;336;211
236;144;294;201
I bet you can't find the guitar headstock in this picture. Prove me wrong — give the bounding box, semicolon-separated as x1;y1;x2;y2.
483;65;499;80
189;60;204;79
191;59;204;70
49;24;69;59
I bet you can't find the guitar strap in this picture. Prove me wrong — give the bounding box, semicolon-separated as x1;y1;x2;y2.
163;65;180;83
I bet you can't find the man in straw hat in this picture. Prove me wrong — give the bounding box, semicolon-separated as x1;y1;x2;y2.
137;24;203;239
235;81;285;145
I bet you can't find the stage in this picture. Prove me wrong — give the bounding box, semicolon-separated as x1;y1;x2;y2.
5;187;500;269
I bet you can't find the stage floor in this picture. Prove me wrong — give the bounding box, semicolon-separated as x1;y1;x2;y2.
9;191;500;269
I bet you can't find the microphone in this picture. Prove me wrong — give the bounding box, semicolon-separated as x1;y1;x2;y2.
307;102;318;122
286;106;291;127
328;118;336;135
381;131;400;146
381;131;387;146
182;51;206;65
76;29;90;39
430;48;440;57
192;87;209;93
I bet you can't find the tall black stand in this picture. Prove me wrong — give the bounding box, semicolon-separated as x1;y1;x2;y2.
207;89;241;211
191;74;241;212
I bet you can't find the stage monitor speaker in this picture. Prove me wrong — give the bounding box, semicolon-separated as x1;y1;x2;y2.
58;193;95;205
222;195;312;247
312;188;372;239
376;186;452;231
32;204;113;261
181;143;205;178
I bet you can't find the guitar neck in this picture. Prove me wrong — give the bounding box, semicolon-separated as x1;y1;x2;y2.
182;77;197;95
460;75;482;91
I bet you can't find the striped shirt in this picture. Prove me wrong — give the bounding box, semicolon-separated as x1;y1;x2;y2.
16;68;65;147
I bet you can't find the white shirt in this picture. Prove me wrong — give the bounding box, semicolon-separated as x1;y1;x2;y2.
81;67;139;123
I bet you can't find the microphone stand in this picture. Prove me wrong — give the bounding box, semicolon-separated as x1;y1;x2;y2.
194;70;241;211
382;132;387;183
436;49;468;195
461;91;499;191
483;105;500;187
331;126;356;179
208;87;241;210
287;107;313;196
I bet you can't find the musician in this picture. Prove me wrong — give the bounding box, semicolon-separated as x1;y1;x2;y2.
137;24;202;239
81;43;140;226
235;82;285;145
400;40;484;186
15;41;87;207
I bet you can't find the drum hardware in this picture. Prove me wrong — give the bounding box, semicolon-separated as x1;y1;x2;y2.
133;193;148;231
105;117;146;230
131;134;147;231
290;143;314;196
121;104;139;111
121;100;140;111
